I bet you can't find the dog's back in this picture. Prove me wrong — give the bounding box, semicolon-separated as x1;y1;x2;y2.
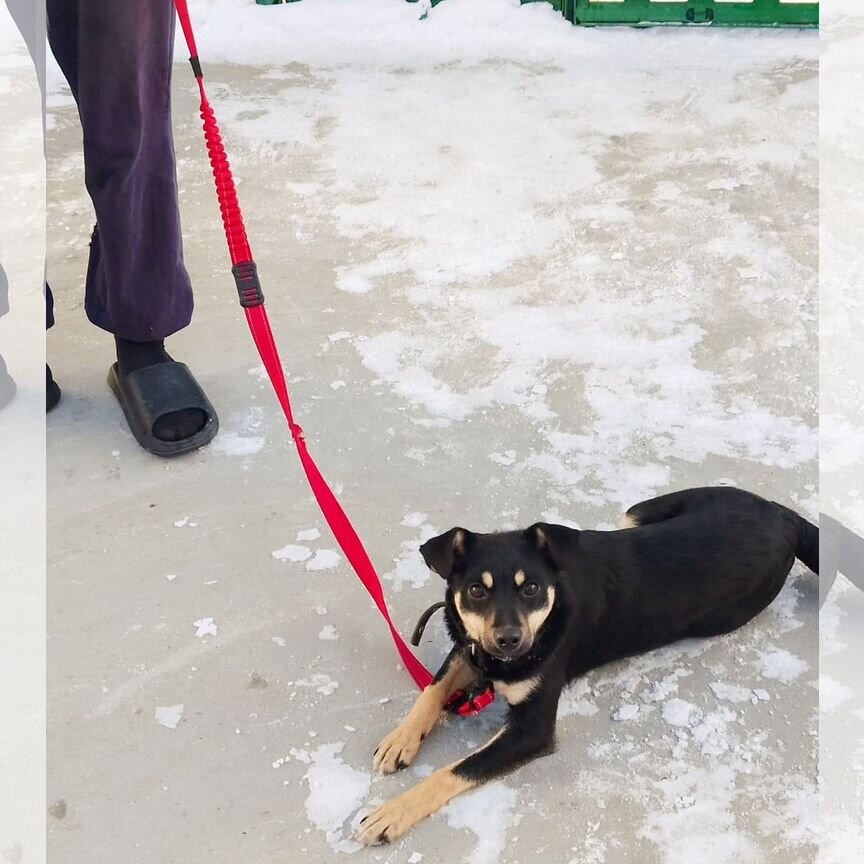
621;485;818;573
565;486;817;675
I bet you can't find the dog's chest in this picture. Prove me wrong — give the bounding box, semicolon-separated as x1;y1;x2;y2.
492;676;542;705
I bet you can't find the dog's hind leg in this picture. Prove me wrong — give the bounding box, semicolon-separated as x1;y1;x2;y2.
373;646;477;775
619;489;688;528
359;679;561;845
620;487;725;529
686;569;789;638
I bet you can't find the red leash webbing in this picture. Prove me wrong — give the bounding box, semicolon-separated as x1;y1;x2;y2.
173;0;433;690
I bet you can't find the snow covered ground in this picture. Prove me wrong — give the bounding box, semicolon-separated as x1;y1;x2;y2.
12;0;826;861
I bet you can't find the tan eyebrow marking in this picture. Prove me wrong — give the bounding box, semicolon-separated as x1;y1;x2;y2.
514;570;526;587
481;571;494;589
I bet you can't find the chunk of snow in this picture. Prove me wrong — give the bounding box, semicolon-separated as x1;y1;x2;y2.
193;618;218;639
272;544;312;563
662;699;697;728
614;703;639;721
155;704;184;729
757;648;809;684
303;742;371;855
306;550;341;571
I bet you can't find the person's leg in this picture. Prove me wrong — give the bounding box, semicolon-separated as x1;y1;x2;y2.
46;0;215;446
47;0;193;342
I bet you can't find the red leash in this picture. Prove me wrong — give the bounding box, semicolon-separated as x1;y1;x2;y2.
172;0;436;689
173;1;495;715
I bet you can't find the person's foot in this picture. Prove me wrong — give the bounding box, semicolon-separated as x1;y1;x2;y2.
0;356;16;412
114;337;209;442
46;364;61;412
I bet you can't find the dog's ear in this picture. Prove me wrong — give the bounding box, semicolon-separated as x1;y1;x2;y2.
525;523;579;570
420;528;471;580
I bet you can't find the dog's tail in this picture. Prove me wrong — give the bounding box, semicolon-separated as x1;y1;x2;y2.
781;506;819;574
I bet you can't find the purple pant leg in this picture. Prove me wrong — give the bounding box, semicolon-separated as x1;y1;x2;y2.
47;0;193;341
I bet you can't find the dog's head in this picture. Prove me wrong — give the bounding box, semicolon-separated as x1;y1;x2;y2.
420;524;576;661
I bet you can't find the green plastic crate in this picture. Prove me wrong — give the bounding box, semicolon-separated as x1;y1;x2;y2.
256;0;816;27
525;0;818;27
256;0;446;5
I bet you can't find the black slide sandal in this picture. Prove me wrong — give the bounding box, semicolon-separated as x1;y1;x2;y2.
108;360;218;457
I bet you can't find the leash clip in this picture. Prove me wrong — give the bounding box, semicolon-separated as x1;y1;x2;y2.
446;683;496;717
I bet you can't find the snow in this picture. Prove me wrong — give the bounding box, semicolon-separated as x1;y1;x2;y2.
662;699;698;728
272;543;312;563
402;512;429;529
163;0;818;514
336;270;375;295
154;704;184;730
302;743;371;854
642;670;691;703
639;766;759;864
709;682;760;704
295;674;339;696
756;648;809;685
210;407;267;456
443;782;518;864
306;549;341;571
613;703;639;722
192;617;218;639
386;514;438;591
768;579;804;634
178;0;815;71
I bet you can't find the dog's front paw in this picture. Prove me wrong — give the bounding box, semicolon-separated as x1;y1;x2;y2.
356;795;420;846
372;722;426;774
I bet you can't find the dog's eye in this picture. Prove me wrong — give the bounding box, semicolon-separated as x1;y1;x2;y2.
522;581;540;598
468;583;488;600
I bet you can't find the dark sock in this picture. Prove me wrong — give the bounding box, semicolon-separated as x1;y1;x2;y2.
114;337;206;442
46;364;60;412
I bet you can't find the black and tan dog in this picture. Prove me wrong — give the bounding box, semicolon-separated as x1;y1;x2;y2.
357;486;818;845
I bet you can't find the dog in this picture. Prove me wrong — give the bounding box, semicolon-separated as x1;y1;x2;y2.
356;485;818;845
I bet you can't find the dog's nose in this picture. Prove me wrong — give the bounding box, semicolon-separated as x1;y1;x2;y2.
494;627;524;654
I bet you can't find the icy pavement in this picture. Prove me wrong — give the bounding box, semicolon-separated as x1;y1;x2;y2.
40;3;816;862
